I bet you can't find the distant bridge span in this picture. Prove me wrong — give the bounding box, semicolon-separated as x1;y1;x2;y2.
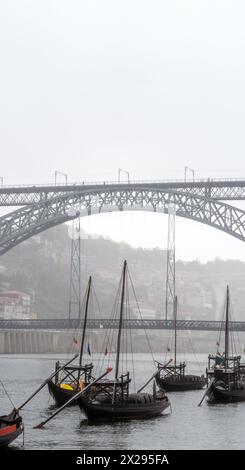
1;183;245;254
1;318;245;332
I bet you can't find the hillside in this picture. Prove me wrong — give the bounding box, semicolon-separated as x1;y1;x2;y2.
0;224;245;321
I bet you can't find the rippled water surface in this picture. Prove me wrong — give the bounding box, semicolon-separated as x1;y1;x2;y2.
1;353;245;450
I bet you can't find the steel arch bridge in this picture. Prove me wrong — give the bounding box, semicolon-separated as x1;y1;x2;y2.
1;182;245;254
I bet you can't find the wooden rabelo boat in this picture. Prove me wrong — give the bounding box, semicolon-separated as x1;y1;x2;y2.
0;409;23;448
78;260;170;422
48;363;93;406
156;296;206;392
48;276;128;406
205;286;245;404
48;276;94;406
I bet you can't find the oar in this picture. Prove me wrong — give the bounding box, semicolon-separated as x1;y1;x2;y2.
198;378;215;407
33;367;112;429
137;359;172;393
18;354;79;411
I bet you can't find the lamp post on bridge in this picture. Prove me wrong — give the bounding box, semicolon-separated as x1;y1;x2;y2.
184;166;195;182
118;168;130;183
55;171;68;186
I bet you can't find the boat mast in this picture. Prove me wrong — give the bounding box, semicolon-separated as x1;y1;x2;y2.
114;260;127;382
79;276;92;370
174;295;177;371
224;285;229;368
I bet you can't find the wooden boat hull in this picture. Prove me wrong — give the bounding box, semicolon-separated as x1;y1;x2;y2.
207;381;245;404
48;379;130;406
0;425;23;448
78;395;170;422
0;410;23;448
156;373;206;392
48;380;79;406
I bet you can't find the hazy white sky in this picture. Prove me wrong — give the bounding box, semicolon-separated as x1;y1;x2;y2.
1;1;245;261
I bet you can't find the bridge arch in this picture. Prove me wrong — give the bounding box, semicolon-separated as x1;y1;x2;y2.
0;186;245;254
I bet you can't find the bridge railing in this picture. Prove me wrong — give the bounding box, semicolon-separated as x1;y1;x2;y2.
1;177;245;189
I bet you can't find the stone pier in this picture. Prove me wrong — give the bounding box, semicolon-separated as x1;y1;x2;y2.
0;330;73;354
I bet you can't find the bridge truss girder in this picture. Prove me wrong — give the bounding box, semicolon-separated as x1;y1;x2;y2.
0;318;245;331
2;179;245;206
1;188;245;254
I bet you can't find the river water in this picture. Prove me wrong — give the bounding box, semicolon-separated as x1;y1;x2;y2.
0;353;245;450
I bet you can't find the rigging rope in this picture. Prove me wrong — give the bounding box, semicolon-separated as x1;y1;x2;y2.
95;271;123;377
127;266;156;367
0;379;16;409
179;305;203;376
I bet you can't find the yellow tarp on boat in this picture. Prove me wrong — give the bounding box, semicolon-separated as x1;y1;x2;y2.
60;383;73;390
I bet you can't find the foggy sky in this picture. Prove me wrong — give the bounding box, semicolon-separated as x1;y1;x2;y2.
1;1;245;261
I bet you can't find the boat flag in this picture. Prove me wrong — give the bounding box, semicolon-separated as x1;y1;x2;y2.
87;342;91;356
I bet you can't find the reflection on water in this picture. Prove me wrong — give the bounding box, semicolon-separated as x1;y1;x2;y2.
0;354;245;450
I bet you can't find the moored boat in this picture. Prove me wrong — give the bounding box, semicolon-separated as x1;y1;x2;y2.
207;377;245;404
48;363;93;406
156;296;206;392
156;363;206;391
47;276;94;406
0;409;23;448
78;389;169;422
205;286;245;404
78;260;170;422
47;276;129;406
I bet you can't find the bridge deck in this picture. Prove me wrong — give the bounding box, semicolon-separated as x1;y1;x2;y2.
1;319;245;331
